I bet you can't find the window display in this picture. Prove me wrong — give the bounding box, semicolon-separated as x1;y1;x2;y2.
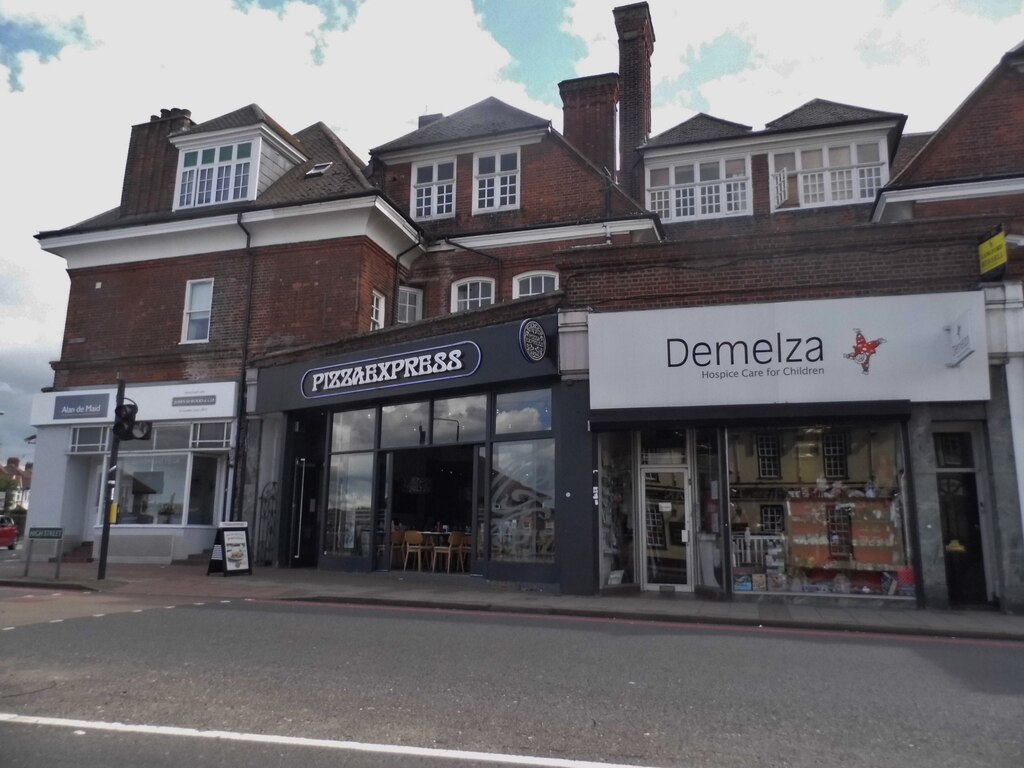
727;422;913;597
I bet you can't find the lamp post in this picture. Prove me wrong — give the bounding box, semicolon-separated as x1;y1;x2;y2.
434;417;461;441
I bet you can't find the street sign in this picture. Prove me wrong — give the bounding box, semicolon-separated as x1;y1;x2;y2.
24;528;65;579
28;527;64;540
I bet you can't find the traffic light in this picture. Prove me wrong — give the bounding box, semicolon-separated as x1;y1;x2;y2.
112;401;152;441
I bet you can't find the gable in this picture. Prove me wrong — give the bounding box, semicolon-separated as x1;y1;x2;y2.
890;53;1024;186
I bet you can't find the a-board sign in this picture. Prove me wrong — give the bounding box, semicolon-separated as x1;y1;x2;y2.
207;522;252;576
29;527;64;540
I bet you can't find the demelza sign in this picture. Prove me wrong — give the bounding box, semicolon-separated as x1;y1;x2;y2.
588;291;990;409
31;381;238;426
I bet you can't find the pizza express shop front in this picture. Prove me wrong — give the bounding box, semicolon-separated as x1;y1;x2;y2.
587;291;1008;609
253;316;597;594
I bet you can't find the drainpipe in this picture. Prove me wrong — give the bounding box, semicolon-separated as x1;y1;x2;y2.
443;238;504;302
231;213;257;522
392;237;425;325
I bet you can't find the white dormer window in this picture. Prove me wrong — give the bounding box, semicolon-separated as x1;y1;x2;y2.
412;159;455;220
176;141;254;209
647;156;749;222
473;149;519;214
771;140;886;210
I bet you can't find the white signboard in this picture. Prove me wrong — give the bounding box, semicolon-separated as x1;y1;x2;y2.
32;381;238;426
589;291;990;410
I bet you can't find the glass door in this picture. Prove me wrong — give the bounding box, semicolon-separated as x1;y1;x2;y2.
640;467;691;591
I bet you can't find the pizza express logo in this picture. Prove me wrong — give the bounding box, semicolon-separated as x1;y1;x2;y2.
302;342;480;398
519;319;548;363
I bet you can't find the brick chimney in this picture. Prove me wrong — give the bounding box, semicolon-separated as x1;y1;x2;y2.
559;73;620;176
119;108;194;217
614;2;654;201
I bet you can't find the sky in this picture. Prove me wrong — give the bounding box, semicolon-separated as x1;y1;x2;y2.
1;0;1022;466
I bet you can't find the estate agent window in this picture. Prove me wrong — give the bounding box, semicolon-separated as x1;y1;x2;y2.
106;422;232;526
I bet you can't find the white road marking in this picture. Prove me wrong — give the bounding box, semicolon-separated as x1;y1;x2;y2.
0;713;664;768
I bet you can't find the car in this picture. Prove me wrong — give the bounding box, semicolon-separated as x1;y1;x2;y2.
0;516;18;549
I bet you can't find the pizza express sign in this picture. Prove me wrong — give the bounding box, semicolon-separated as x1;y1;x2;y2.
301;341;481;400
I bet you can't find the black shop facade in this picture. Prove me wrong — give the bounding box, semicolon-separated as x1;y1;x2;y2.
253;315;598;595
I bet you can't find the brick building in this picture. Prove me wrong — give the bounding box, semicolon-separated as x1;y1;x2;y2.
31;5;1024;611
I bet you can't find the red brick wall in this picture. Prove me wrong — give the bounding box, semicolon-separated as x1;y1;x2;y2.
373;133;638;238
56;250;249;388
560;74;620;176
557;218;989;312
247;238;396;357
898;66;1024;184
120;109;193;217
55;236;398;388
615;2;654;201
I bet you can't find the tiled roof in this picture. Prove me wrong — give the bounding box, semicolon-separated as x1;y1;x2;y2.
171;103;307;156
765;98;905;131
643;100;905;152
370;97;550;155
257;122;375;205
41;109;383;236
645;114;752;148
890;132;932;177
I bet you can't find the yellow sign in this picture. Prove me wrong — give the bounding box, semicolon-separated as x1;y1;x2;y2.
978;229;1007;275
110;503;118;523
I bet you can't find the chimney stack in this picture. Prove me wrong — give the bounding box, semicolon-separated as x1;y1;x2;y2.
614;2;654;201
119;107;194;217
559;73;620;176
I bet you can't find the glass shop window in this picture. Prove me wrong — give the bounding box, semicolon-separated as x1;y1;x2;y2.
727;421;912;598
490;438;555;563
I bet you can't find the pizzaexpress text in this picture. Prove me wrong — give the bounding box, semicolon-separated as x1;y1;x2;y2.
309;349;464;393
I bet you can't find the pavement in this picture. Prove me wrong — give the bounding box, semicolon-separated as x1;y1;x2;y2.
2;552;1024;642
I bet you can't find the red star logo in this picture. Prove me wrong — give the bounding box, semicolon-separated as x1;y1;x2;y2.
844;328;885;374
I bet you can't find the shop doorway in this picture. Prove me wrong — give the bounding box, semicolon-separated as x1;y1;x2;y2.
934;430;991;606
640;467;691;590
286;411;326;568
384;445;477;571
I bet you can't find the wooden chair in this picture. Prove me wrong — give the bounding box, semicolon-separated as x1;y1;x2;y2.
432;531;468;573
390;529;405;566
403;530;430;571
456;531;472;572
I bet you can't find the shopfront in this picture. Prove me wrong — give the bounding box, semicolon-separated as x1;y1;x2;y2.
253;316;596;594
588;292;996;605
29;381;238;562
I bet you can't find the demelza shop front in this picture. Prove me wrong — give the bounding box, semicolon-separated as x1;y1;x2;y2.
587;291;992;603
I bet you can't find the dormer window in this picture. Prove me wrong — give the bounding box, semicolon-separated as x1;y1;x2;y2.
473;149;519;213
647;156;749;222
412;159;455;220
771;140;886;210
176;141;253;209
